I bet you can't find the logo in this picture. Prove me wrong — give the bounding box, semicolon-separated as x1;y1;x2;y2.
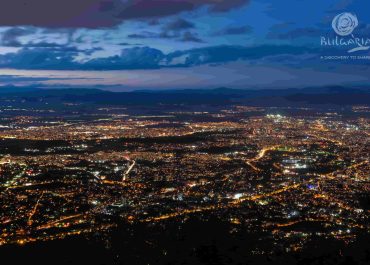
331;12;358;36
321;12;370;55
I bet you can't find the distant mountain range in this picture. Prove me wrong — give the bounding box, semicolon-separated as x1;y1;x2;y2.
0;86;369;106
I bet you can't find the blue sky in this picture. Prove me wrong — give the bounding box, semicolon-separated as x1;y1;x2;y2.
0;0;369;90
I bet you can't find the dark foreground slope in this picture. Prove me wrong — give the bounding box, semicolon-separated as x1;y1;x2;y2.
0;217;369;265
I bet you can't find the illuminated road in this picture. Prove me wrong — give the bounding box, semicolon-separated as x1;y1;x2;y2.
307;133;344;146
143;182;303;223
36;213;84;230
142;157;368;224
28;191;45;226
320;160;368;180
245;145;279;172
122;160;136;181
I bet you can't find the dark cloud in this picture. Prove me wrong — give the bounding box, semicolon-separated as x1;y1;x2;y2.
0;47;78;69
0;46;164;70
127;28;203;42
115;1;250;20
0;44;320;70
0;0;250;28
127;31;180;40
165;18;194;31
0;1;112;28
127;32;159;39
0;27;100;54
23;42;78;50
127;18;197;41
83;47;165;70
163;45;319;66
0;44;103;69
119;42;143;46
1;27;36;46
147;19;161;26
0;27;79;49
180;32;204;42
207;0;250;12
215;26;252;35
161;31;180;38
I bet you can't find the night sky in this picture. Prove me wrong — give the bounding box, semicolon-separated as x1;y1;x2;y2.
0;0;369;90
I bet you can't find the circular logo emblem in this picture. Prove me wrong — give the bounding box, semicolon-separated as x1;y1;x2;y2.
332;12;358;36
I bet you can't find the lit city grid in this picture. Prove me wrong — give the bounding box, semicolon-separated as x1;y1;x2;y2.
0;104;368;256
